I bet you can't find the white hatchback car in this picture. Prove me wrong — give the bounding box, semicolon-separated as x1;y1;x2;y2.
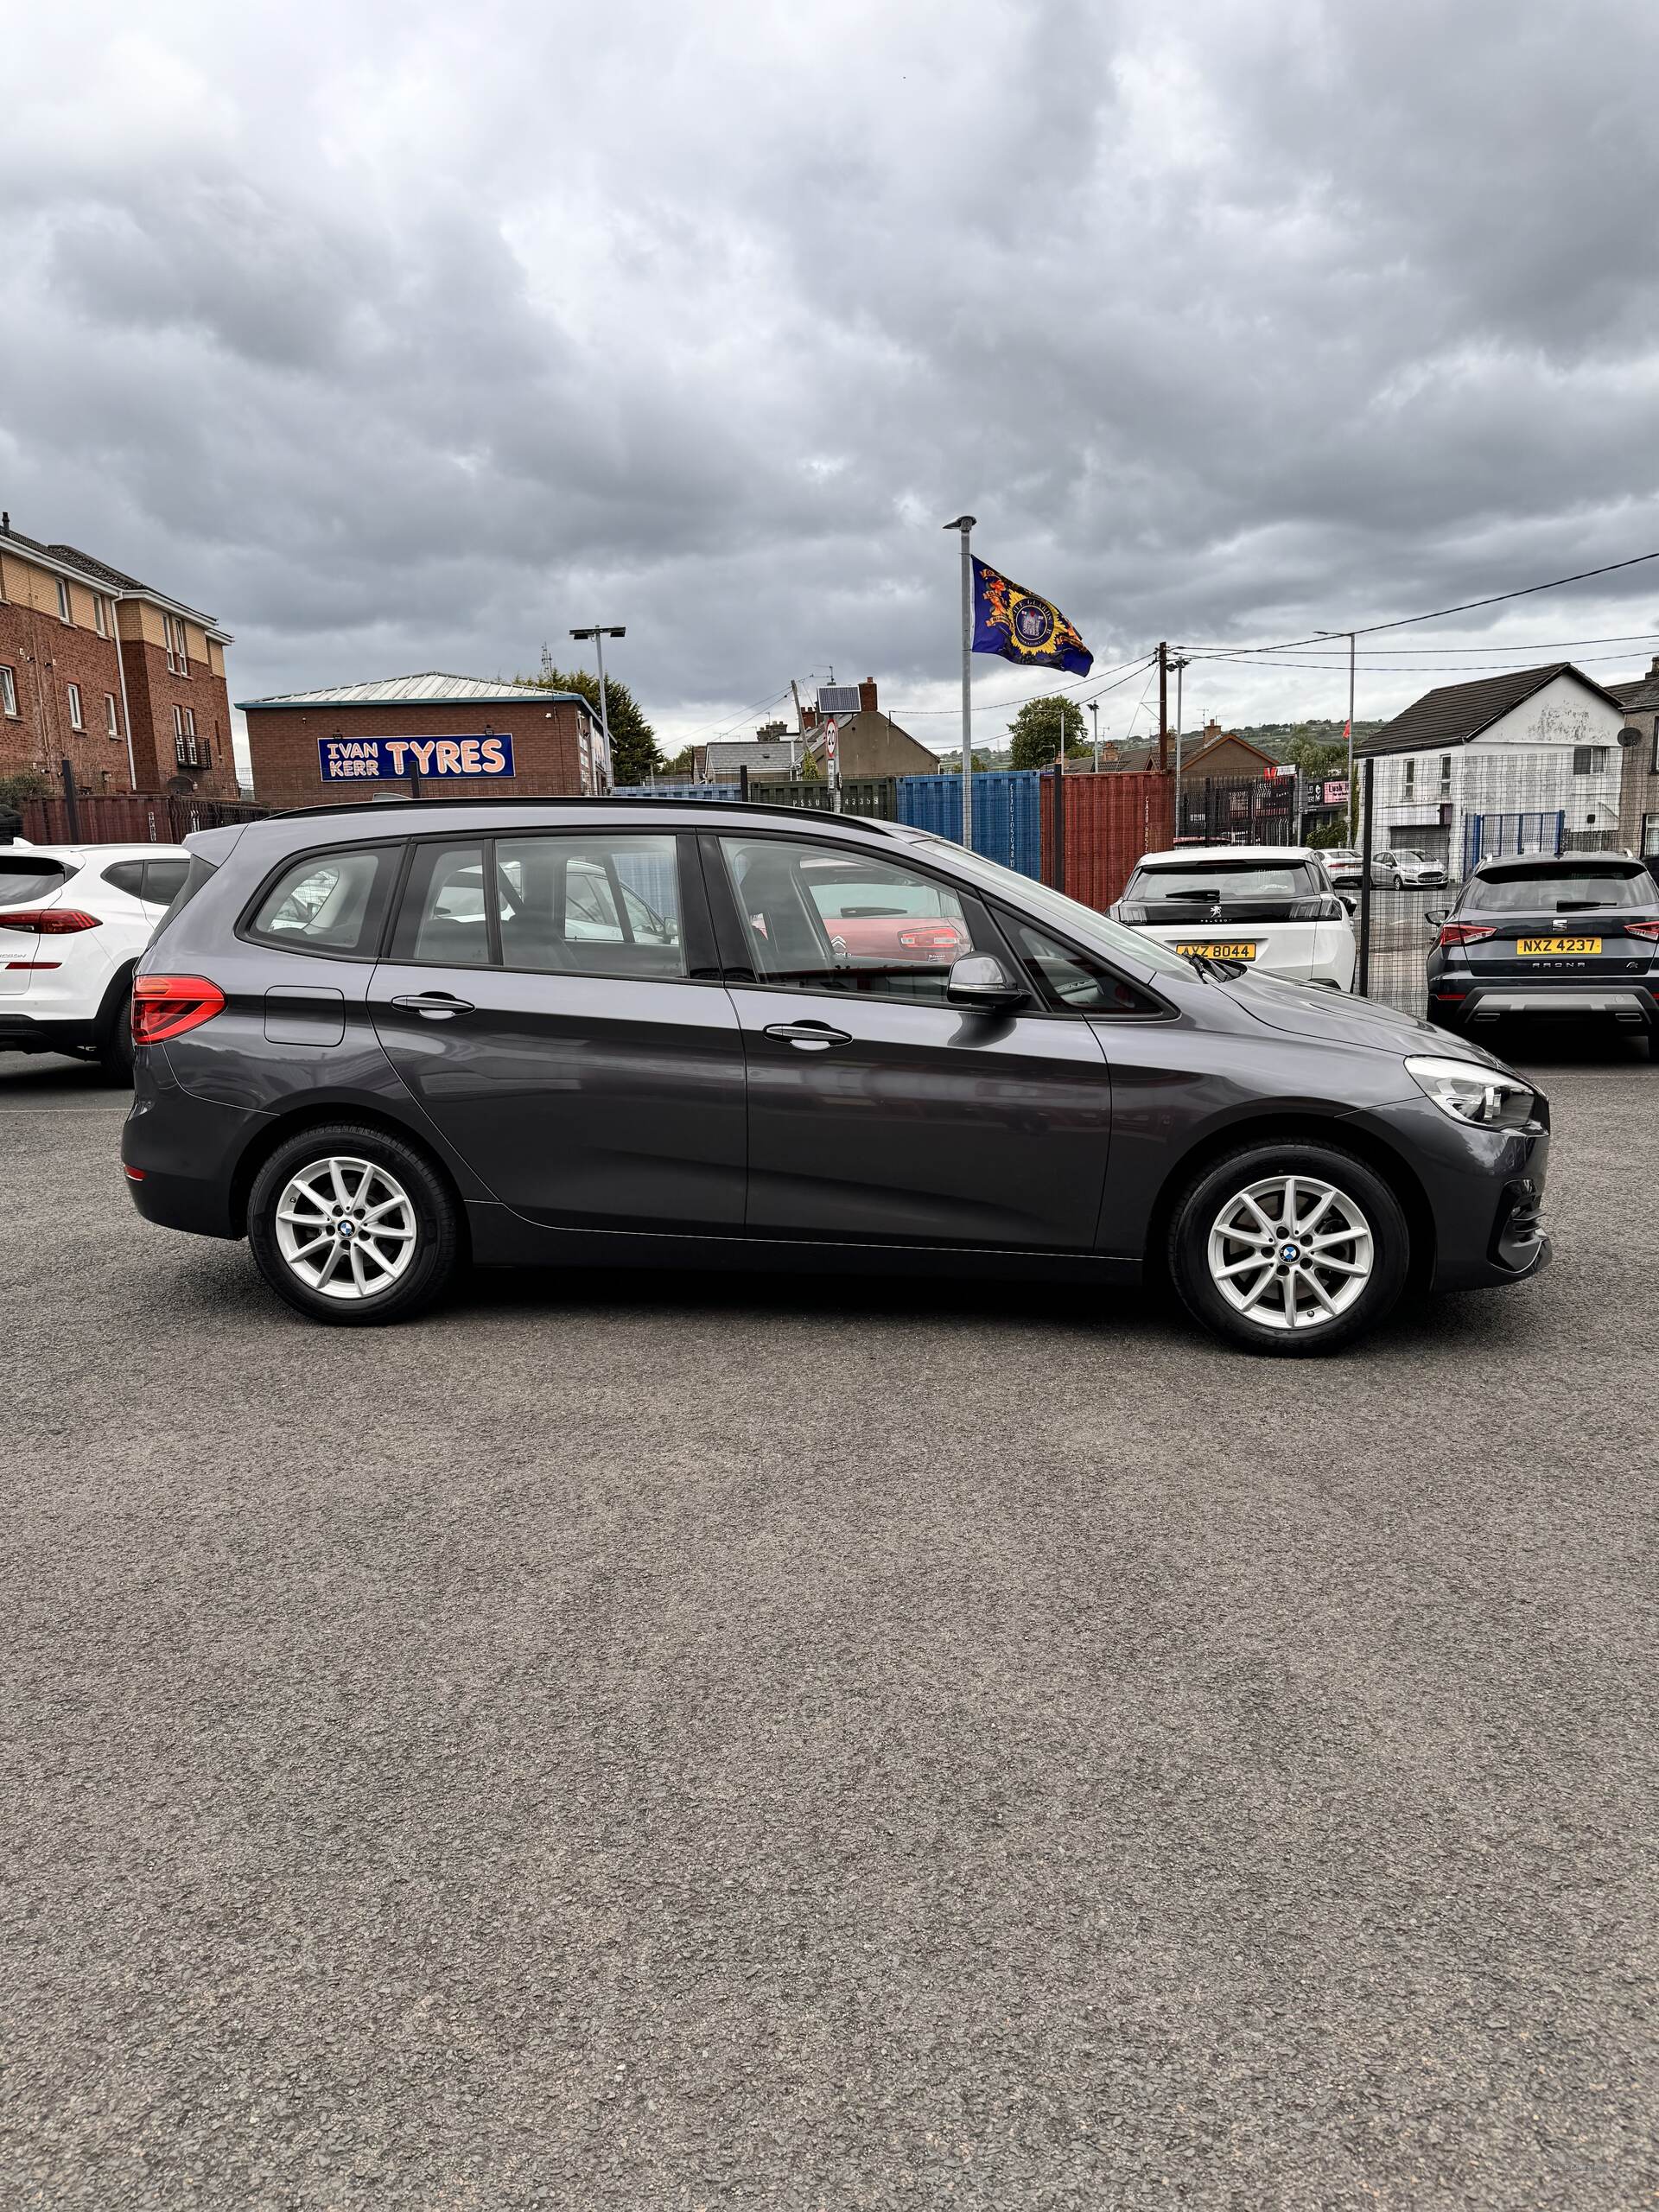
1111;843;1357;989
0;841;192;1077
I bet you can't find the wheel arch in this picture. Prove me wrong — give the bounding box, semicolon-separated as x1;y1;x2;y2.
228;1101;473;1256
1144;1112;1437;1294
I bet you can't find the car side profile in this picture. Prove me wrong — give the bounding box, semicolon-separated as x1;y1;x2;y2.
1426;851;1659;1055
0;839;192;1078
122;797;1552;1355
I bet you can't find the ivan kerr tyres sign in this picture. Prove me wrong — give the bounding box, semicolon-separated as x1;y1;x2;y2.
317;734;516;783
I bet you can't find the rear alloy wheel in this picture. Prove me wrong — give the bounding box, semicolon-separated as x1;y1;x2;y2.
247;1124;460;1325
1169;1142;1409;1355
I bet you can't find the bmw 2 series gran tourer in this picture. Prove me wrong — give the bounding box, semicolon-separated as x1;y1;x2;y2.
122;797;1552;1354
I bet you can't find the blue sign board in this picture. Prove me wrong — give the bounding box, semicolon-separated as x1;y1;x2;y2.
317;733;516;783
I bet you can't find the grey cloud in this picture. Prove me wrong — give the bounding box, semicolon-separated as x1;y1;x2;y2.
5;0;1659;749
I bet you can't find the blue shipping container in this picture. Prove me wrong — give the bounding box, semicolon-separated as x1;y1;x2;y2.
895;771;1042;879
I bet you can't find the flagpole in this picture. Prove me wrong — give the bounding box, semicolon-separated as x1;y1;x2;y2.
945;515;976;851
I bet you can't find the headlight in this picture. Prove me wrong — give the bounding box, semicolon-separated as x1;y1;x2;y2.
1404;1055;1535;1128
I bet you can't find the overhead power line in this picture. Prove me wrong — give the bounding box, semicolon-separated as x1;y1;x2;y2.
1176;544;1659;658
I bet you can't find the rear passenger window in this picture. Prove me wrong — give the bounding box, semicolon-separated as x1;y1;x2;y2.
495;835;683;978
101;860;149;899
388;842;493;967
247;846;398;958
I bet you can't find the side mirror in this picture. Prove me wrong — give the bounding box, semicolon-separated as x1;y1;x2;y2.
1426;909;1447;930
1338;894;1357;916
946;951;1026;1009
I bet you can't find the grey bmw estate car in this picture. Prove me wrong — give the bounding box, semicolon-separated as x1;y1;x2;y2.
122;797;1551;1353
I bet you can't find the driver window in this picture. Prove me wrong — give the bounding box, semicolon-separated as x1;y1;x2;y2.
718;836;977;1000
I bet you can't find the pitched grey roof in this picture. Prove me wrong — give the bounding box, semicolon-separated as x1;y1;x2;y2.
1356;663;1626;757
1606;658;1659;714
238;671;586;710
0;523;230;637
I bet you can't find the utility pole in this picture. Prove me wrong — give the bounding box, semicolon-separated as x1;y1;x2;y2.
1169;652;1190;827
1089;699;1100;771
1157;640;1169;774
570;624;626;792
944;515;977;849
1346;631;1357;845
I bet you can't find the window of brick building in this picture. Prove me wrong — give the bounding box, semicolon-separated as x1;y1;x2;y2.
175;704;199;766
0;666;16;717
105;693;120;738
94;595;111;638
164;613;191;677
67;682;84;731
57;577;73;623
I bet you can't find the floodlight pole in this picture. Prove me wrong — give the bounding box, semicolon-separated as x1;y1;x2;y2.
570;624;626;793
945;515;976;849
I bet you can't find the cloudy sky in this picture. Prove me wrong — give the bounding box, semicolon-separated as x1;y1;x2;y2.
6;0;1659;773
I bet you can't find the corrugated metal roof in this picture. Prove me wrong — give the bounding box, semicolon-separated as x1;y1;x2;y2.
238;671;586;710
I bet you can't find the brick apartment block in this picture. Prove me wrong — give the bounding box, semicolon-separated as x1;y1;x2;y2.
239;674;597;808
0;516;236;799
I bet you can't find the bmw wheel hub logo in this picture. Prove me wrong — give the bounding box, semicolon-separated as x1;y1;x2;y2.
1281;1242;1300;1262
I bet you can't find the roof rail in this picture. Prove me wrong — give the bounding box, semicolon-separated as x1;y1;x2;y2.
270;792;906;831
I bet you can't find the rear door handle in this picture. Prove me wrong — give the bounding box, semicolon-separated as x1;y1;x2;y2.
763;1020;852;1051
391;992;474;1019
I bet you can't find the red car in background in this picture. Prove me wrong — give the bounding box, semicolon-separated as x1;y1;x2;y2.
798;854;969;965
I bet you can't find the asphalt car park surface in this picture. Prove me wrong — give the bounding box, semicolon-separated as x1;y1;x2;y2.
3;1035;1655;2210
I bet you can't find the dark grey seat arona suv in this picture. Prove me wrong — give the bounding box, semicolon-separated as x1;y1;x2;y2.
122;797;1551;1354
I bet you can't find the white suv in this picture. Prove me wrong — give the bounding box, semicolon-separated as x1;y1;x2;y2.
0;842;192;1078
1111;843;1357;989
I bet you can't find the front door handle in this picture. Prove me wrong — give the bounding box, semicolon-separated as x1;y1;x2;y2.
391;991;474;1020
763;1020;852;1051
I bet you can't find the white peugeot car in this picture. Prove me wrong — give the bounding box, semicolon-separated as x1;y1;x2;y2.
0;842;191;1078
1110;843;1357;989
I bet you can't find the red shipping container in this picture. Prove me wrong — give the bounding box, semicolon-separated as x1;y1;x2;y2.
1041;770;1173;911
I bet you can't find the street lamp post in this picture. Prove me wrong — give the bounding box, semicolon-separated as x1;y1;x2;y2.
1089;700;1100;771
569;624;626;793
1169;653;1191;830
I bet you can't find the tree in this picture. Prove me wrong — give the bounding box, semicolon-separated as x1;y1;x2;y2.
1007;696;1090;771
1282;728;1349;782
658;744;696;779
519;663;663;785
0;769;50;813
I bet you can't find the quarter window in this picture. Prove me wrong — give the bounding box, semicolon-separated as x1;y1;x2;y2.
246;847;399;958
143;858;190;906
718;835;977;1001
1010;921;1161;1014
101;859;150;899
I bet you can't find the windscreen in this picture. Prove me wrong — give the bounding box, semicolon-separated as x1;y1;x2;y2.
1464;865;1652;912
1128;860;1320;901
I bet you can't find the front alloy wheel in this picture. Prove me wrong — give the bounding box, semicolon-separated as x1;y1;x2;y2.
1170;1141;1408;1354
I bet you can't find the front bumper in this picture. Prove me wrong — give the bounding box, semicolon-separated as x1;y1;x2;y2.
1355;1093;1552;1294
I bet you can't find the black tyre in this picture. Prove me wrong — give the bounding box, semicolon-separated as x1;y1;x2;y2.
246;1123;461;1326
1168;1141;1410;1356
94;980;136;1084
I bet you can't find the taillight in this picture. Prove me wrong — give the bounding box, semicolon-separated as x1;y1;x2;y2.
1625;919;1659;941
1439;922;1497;948
898;925;961;950
131;974;226;1044
0;907;102;933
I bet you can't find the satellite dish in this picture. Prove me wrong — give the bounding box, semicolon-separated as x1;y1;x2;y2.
1618;725;1643;747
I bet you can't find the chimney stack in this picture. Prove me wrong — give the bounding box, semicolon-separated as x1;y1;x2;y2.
858;677;878;714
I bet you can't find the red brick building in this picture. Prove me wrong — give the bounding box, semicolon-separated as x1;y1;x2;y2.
0;518;237;799
238;673;599;807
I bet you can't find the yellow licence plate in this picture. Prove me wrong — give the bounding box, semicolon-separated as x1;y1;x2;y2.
1518;937;1600;955
1173;940;1256;960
